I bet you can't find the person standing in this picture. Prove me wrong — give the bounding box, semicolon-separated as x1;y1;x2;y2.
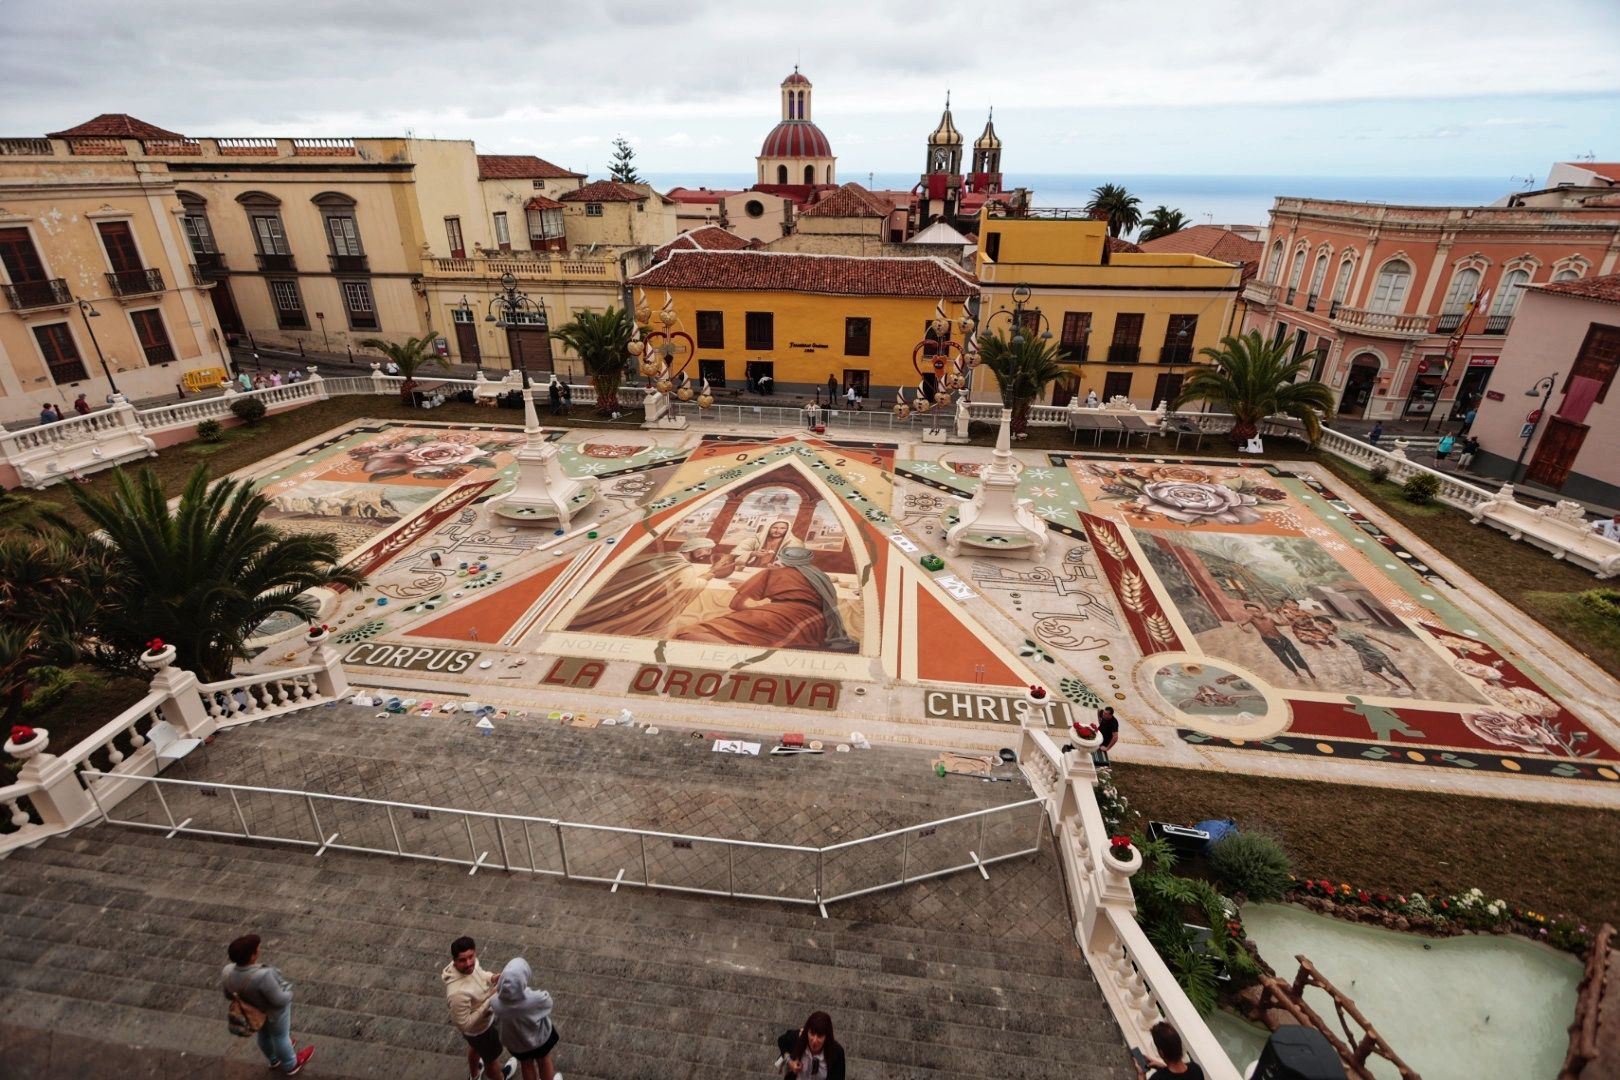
559;381;572;415
1368;421;1384;447
547;379;562;416
73;392;91;416
1592;513;1620;542
827;373;839;403
38;402;58;425
1236;602;1315;680
492;958;561;1080
776;1012;845;1080
1132;1021;1205;1080
1094;706;1121;753
221;934;315;1075
1459;405;1478;435
1456;435;1480;471
1435;431;1456;463
270;371;283;387
443;936;517;1080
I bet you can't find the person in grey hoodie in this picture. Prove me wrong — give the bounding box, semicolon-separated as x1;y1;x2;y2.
220;933;314;1075
492;957;562;1080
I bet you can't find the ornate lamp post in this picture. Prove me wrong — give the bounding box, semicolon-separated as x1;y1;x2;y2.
983;283;1053;346
899;298;975;417
75;297;123;400
483;272;545;389
1512;373;1559;482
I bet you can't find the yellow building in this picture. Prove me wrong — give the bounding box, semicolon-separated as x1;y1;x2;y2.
628;250;975;398
0;119;234;422
975;207;1243;406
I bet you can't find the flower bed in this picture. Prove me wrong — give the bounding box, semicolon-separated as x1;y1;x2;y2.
1288;876;1592;954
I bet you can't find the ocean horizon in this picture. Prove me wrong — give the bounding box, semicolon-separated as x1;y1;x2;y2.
643;172;1519;230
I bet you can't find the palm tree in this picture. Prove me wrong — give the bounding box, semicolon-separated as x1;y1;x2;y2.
57;465;364;681
0;533;103;724
1139;205;1192;242
975;330;1067;435
1173;331;1336;446
1085;183;1142;239
360;334;449;404
550;306;634;413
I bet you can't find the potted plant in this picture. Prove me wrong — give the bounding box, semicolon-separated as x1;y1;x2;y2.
1105;834;1143;877
5;724;49;761
140;637;176;671
306;623;332;646
1070;723;1104;752
1027;684;1049;704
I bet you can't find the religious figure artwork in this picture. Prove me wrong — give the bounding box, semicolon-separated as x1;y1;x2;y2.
559;463;869;653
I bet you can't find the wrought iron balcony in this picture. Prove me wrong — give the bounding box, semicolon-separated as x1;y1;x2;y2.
1328;300;1341;318
3;277;72;309
1435;312;1464;334
106;267;165;296
1059;344;1090;363
192;251;228;280
1483;315;1512;335
1158;345;1195;365
329;253;369;273
256;252;296;272
140;341;177;365
1328;304;1431;340
1107;343;1141;364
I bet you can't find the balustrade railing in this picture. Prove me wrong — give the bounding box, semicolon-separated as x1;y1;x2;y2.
199;666;327;724
1329;305;1431;339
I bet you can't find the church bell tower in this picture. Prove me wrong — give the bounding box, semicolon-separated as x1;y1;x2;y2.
919;92;963;224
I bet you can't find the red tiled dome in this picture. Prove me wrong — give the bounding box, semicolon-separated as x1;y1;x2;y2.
782;71;811;86
760;121;832;158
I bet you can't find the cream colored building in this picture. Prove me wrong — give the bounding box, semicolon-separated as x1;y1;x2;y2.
756;69;836;187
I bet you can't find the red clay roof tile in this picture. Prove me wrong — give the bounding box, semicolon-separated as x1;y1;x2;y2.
1535;272;1620;305
47;114;183;140
477;154;582;180
630;250;977;298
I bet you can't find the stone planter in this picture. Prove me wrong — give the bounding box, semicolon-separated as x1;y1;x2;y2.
1104;842;1143;878
139;643;177;671
5;727;49;761
1027;686;1050;705
306;627;330;647
1070;727;1104;753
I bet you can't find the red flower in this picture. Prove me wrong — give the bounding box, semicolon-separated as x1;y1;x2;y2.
1358;890;1371;903
145;638;165;653
10;725;38;743
1029;685;1047;699
1109;835;1132;850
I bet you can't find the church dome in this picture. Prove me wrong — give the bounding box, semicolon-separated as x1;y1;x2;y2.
929;101;963;147
760;120;833;159
974;112;1000;150
782;70;811;86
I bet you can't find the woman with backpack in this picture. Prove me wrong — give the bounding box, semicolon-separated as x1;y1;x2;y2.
776;1012;845;1079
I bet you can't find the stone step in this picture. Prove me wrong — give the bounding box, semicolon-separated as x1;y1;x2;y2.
12;833;1091;985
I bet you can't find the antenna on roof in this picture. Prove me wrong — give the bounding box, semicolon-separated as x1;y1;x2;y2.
1510;173;1536;189
1575;150;1596;162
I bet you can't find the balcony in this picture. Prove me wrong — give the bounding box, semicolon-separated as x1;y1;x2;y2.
256;252;296;272
1059;344;1090;363
3;277;72;310
1242;280;1278;308
1435;312;1464;334
1107;343;1141;364
329;254;369;273
105;267;165;297
1328;300;1341;318
140;341;177;365
192;252;228;280
1158;345;1195;365
1328;304;1431;340
1484;315;1513;335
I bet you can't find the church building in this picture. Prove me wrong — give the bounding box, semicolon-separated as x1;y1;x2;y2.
757;68;836;188
913;94;1013;236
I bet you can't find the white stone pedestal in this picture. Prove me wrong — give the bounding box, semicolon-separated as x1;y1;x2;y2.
944;408;1048;560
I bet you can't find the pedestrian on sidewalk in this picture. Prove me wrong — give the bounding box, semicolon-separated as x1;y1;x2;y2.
827;373;839;402
1456;435;1480;471
1591;513;1620;542
1368;421;1384;447
775;1011;845;1080
1094;706;1121;754
492;958;561;1080
1435;431;1456;464
73;392;91;416
1132;1020;1205;1080
221;933;315;1075
270;371;283;388
547;378;562;416
1459;405;1478;436
845;384;859;410
443;936;518;1080
559;381;572;415
38;402;58;425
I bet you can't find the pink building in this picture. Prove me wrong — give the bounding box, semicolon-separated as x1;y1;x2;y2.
1468;274;1620;506
1242;190;1620;423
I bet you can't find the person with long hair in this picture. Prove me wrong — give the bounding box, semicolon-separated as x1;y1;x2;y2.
775;1011;844;1080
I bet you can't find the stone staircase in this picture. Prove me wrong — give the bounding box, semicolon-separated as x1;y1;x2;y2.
0;707;1134;1079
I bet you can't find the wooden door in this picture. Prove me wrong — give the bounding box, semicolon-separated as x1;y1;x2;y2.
453;321;481;365
1051;373;1078;407
1525;416;1588;489
209;279;245;337
508;328;552;375
97;221;142;272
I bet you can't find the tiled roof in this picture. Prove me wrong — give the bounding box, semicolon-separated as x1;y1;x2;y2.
47;114;182;140
800;182;893;219
653;226;753;262
524;195;564;211
1534;273;1620;306
559;180;650;203
1106;237;1143;254
1138;225;1263;280
630;250;977;298
760;121;833;159
665;187;742;204
477;154;582;180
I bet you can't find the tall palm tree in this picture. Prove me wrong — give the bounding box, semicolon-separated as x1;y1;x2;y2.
57;465;364;681
1139;205;1192;242
975;331;1067;435
1173;331;1336;446
360;334;449;404
1085;183;1142;239
550;306;634;413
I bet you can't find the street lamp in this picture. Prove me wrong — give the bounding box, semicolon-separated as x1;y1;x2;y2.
484;272;545;388
984;283;1053;346
75;298;122;400
1512;373;1559;483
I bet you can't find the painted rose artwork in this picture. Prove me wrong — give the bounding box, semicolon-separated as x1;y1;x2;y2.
1080;463;1287;528
348;431;523;482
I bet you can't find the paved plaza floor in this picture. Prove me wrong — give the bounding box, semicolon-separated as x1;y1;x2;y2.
237;417;1620;808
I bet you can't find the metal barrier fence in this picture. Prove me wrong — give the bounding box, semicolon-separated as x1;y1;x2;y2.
81;770;1044;915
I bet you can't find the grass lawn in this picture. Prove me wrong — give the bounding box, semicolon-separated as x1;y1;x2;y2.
1113;762;1620;929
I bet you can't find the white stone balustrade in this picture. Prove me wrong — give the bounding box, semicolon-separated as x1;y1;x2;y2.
1018;727;1242;1079
3;401;156;488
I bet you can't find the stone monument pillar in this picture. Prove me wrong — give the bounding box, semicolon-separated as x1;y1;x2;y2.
943;408;1049;559
490;386;596;527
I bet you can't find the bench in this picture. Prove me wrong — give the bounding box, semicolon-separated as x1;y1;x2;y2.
1469;485;1620;579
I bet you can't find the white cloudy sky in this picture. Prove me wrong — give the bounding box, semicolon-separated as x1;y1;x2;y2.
3;0;1617;180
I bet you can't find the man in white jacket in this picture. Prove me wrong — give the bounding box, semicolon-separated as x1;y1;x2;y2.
443;936;517;1080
